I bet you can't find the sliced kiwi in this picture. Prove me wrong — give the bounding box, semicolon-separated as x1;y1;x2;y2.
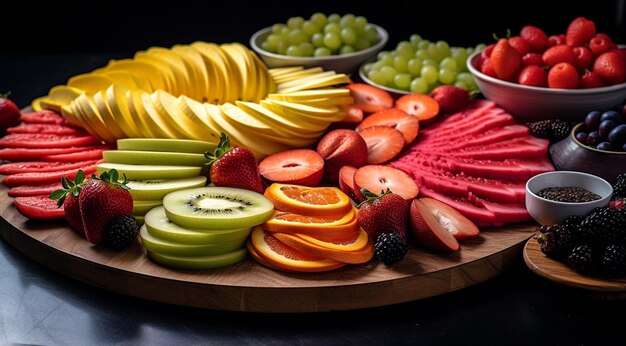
162;186;274;230
97;162;202;180
144;206;252;245
140;225;245;256
127;176;207;201
103;150;208;166
117;138;217;154
146;248;248;270
132;200;162;216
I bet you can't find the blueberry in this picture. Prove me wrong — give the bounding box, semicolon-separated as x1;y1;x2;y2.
597;142;613;151
599;119;617;138
575;131;588;144
584;110;602;130
600;110;623;124
608;124;626;144
587;131;601;145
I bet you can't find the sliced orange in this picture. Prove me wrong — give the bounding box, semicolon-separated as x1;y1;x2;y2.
263;207;357;234
291;228;370;251
273;230;374;264
264;215;359;240
264;183;353;217
249;226;345;272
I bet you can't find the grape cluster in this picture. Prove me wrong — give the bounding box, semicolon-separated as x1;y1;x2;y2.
362;35;485;93
259;13;380;57
576;106;626;152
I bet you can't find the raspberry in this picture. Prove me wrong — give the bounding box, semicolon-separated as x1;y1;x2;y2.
104;215;139;250
374;232;408;265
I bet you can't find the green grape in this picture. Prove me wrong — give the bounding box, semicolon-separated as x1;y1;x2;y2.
299;42;315;56
456;72;475;84
422;58;438;67
287;16;305;29
265;34;282;51
280;27;290;37
378;53;393;66
393;55;408;73
288;29;308;45
410;77;429;93
466;47;474;56
260;41;272;52
310;13;327;28
272;24;286;35
311;32;325;47
368;70;388;85
427;43;443;62
276;41;289;55
354;16;367;33
407;58;422;76
363;62;375;74
380;66;397;83
371;61;387;71
354;37;370;51
314;47;332;56
394;73;412;90
451;48;469;70
328;13;341;23
340;45;355;55
415;49;430;60
410;34;422;46
454;80;469;89
340;14;356;28
377;50;391;60
435;41;451;58
364;25;379;44
340;28;357;45
286;45;303;56
323;32;342;50
421;65;438;84
302;21;321;36
474;43;486;53
324;23;341;34
438;68;456;84
417;40;430;50
396;42;416;59
440;57;458;72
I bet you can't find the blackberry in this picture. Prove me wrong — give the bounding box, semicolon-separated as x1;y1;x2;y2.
550;119;576;142
374;232;407;265
579;207;625;245
527;120;552;139
600;244;626;278
613;172;626;198
568;244;597;275
535;224;576;260
104;215;139;250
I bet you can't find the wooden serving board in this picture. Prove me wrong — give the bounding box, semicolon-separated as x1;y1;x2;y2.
0;182;536;312
523;238;626;296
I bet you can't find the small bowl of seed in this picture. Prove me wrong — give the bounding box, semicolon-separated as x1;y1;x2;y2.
525;171;613;225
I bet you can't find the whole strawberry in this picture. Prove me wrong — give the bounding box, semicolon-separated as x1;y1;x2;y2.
566;17;596;47
490;38;522;82
0;92;22;136
430;85;470;114
205;132;264;194
520;25;549;52
357;189;408;242
49;169;87;236
593;51;626;85
79;169;133;245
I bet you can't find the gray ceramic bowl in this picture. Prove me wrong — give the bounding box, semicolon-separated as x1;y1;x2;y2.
467;51;626;122
250;24;388;74
525;171;613;225
550;123;626;185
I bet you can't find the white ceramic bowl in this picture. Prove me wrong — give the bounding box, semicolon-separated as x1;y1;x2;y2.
250;24;388;74
525;171;613;225
467;51;626;122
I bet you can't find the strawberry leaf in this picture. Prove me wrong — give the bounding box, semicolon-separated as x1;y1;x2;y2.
205;132;232;167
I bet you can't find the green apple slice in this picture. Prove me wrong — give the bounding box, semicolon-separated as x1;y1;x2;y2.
139;225;244;256
118;138;216;154
146;248;248;269
103;150;208;166
128;176;207;201
162;186;274;230
132;200;162;216
96;162;202;180
144;206;252;245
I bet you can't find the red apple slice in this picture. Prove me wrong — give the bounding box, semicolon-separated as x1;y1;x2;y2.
358;126;405;164
258;148;324;187
353;165;418;202
356;108;419;144
410;198;479;251
338;165;357;201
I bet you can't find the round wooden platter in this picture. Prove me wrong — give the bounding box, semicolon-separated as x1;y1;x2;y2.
523;238;626;296
0;183;536;313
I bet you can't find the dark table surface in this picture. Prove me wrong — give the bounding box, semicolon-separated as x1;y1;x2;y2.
1;53;625;346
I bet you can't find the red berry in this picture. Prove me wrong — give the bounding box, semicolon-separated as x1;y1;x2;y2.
430;85;470;114
483;43;496;58
589;34;614;56
518;65;547;87
548;34;566;47
580;70;605;88
595;33;617;49
520;25;549;52
0;93;22;136
548;62;580;89
490;39;522;82
572;46;594;70
566;17;596;47
509;36;531;55
593;51;626;85
481;57;497;77
542;45;576;67
522;52;544;66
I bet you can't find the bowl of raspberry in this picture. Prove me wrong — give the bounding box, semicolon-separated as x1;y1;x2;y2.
467;17;626;122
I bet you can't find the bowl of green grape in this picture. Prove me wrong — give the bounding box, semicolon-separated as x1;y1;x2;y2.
250;13;388;74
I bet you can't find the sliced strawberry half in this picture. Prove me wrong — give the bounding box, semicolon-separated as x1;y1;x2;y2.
353;164;419;202
338;165;357;201
358;126;405;164
345;83;394;113
411;197;480;241
14;195;65;220
356;108;419;144
395;94;440;122
258;148;324;187
8;182;63;197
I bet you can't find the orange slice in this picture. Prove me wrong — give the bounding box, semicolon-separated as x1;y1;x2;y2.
273;230;373;264
249;226;345;272
291;228;370;251
264;183;352;217
262;208;358;237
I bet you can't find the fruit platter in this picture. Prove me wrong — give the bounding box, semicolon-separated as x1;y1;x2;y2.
1;14;626;312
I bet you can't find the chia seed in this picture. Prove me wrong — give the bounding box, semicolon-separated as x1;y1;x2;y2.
537;186;601;203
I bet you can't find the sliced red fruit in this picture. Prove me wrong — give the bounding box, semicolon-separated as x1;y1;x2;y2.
8;182;62;197
345;83;394;113
395;94;440;122
0;145;112;162
0;160;98;175
352;164;419;202
258;149;324;187
356;108;419;144
410;197;479;242
2;164;97;187
20;111;70;126
7;124;87;136
41;146;111;162
14;195;65;220
358;126;405;164
409;198;460;252
0;133;100;149
329;105;364;130
338;165;357;201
